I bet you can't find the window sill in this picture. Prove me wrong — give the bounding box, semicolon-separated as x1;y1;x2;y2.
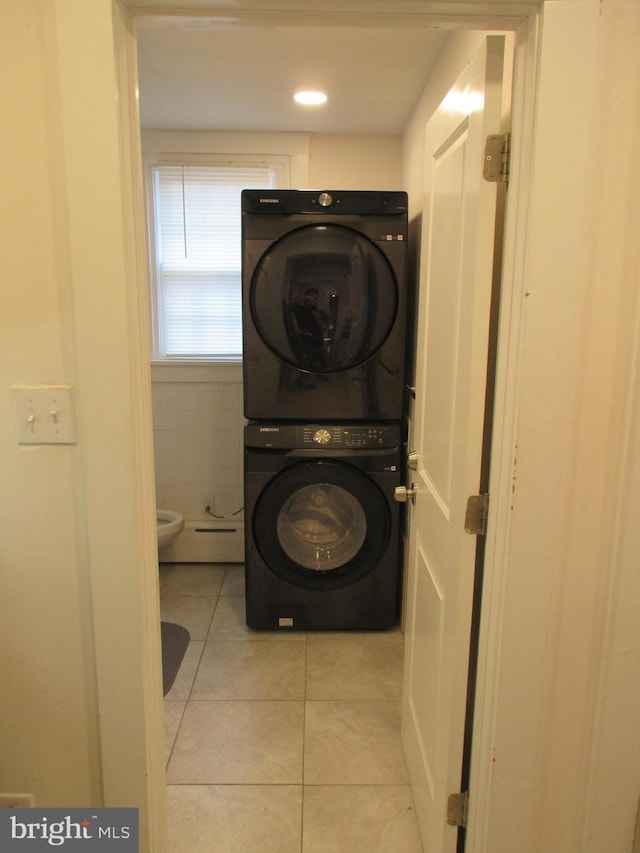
150;361;243;383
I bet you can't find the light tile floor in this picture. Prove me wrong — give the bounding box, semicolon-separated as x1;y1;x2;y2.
161;563;424;853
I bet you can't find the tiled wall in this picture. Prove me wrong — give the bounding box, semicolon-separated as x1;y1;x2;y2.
151;374;245;523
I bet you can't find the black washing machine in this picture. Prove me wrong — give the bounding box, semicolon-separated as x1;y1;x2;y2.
242;189;408;422
244;421;403;631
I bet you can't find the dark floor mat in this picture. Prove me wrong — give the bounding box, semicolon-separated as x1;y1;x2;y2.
161;621;190;696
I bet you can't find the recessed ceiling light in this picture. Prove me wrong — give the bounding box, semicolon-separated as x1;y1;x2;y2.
294;90;328;106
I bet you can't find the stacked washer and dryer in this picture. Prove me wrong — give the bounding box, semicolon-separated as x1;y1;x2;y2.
241;189;408;630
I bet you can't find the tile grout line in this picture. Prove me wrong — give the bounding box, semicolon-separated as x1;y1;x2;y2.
301;630;309;852
163;564;227;771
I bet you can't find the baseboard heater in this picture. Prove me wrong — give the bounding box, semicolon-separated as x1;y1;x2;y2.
159;519;244;564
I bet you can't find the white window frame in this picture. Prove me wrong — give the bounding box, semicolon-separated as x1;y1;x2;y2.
144;152;291;363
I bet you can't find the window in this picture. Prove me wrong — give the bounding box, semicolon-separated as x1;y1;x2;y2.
146;157;288;361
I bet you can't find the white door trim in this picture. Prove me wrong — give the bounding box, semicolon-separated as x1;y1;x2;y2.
463;8;542;847
110;5;168;850
468;4;608;850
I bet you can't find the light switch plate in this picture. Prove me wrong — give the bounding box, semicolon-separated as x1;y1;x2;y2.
11;384;77;445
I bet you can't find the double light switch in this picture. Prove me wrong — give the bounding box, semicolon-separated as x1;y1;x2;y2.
11;384;77;445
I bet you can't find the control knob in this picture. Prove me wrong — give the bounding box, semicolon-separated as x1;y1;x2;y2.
313;428;332;445
407;450;419;470
394;484;417;505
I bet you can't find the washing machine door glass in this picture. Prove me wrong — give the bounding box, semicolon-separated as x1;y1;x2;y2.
277;483;367;571
252;459;391;591
250;224;398;372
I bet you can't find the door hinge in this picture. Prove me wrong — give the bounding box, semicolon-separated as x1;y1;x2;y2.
465;493;489;536
447;791;469;827
484;132;510;183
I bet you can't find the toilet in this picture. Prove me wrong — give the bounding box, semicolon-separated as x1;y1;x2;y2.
157;509;184;550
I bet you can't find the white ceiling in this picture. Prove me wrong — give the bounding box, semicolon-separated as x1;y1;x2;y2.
136;18;450;135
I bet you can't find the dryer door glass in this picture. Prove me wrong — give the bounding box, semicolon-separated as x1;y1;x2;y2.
250;224;398;372
277;483;367;571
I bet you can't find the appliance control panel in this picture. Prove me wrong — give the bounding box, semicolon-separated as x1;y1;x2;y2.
242;188;407;217
303;425;398;448
245;422;401;450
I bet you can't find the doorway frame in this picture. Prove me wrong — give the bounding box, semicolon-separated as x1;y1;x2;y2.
108;2;611;850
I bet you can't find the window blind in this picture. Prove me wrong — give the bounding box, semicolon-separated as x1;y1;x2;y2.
152;163;278;359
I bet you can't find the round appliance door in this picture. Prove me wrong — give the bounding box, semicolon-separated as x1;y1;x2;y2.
253;459;390;590
250;224;398;373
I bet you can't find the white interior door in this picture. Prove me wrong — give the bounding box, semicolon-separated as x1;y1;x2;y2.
402;35;506;852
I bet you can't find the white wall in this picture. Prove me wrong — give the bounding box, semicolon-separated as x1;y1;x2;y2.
1;2;165;848
0;0;101;807
503;3;640;848
309;135;402;189
151;368;245;523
